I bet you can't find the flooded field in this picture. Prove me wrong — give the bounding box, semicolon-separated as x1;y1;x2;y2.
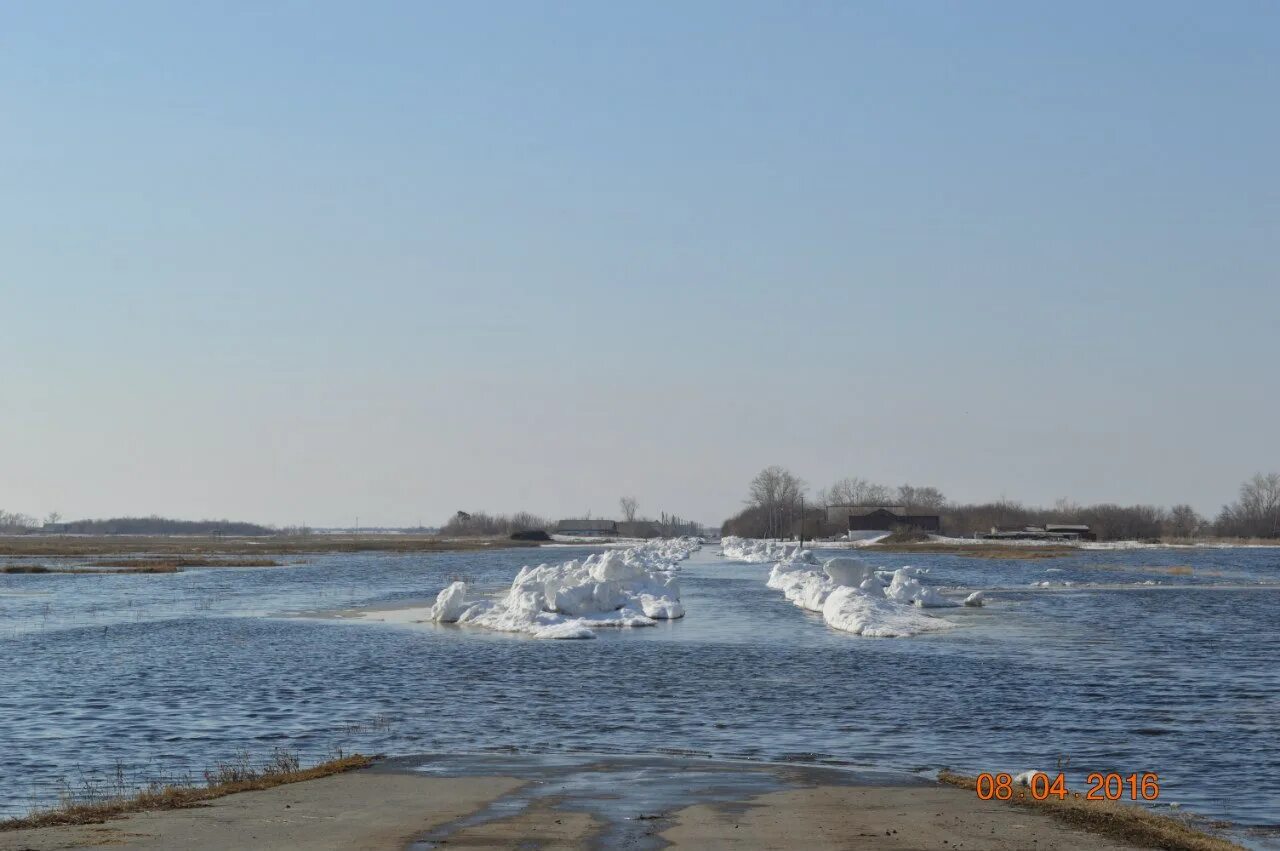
2;543;1277;845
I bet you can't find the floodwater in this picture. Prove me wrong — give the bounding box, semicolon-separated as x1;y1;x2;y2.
1;543;1277;845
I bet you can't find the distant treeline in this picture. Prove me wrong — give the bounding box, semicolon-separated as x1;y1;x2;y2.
721;468;1280;541
440;511;552;537
440;504;703;538
0;510;37;532
40;516;275;536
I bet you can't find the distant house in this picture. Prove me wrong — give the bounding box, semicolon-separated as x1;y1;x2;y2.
1046;524;1096;541
827;505;941;534
984;523;1096;542
618;520;658;539
554;519;618;537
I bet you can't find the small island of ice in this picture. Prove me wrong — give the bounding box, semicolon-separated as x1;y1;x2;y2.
419;537;701;640
722;537;967;638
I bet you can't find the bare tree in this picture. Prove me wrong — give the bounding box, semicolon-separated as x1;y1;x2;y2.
45;510;62;526
1217;472;1280;537
819;477;892;507
1165;504;1203;539
0;510;36;532
619;496;639;523
440;510;551;537
897;485;947;512
747;466;807;538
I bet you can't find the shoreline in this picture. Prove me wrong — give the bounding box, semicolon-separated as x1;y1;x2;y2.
723;538;1280;562
0;754;1244;850
0;534;543;558
6;533;1275;561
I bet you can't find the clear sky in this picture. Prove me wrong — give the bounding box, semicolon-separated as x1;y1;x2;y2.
3;2;1277;527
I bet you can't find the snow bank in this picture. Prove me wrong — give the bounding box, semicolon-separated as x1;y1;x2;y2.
430;581;471;622
721;534;892;556
720;536;799;563
884;569;958;608
426;537;700;640
761;548;958;637
822;586;955;637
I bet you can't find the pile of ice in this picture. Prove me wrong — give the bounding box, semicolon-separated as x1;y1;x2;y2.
426;537;700;640
720;536;801;563
765;550;961;637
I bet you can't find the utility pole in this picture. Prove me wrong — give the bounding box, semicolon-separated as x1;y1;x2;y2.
798;494;805;550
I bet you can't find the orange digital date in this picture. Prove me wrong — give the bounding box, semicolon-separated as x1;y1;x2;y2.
974;772;1160;801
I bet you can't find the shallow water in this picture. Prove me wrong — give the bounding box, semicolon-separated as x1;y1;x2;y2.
1;543;1277;843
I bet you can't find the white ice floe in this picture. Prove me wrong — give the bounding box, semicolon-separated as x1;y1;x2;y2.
430;581;471;623
884;569;958;608
821;586;956;637
759;547;959;637
419;537;700;640
963;591;985;607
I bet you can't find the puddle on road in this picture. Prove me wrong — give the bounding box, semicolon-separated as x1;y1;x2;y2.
392;752;919;850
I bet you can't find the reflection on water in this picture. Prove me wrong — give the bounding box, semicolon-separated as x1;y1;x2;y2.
1;545;1277;836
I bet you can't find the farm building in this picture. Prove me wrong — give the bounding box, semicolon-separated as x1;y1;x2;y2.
984;524;1097;541
827;505;941;534
554;519;619;537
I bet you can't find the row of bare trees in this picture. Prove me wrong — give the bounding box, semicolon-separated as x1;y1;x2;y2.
440;510;552;537
1;512;273;535
439;501;702;539
0;510;39;532
721;467;1280;541
1215;473;1280;538
617;497;701;537
818;478;947;513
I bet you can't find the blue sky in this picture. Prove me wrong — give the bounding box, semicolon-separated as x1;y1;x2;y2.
3;2;1277;525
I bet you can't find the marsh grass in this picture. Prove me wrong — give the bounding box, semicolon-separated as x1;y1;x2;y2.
882;525;932;544
0;750;374;831
2;564;179;574
937;770;1242;850
1;557;283;575
90;558;281;569
0;534;540;558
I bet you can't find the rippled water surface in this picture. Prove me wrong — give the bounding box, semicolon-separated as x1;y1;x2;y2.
2;543;1278;838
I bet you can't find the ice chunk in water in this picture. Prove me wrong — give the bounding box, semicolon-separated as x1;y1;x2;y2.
429;538;700;639
750;546;959;637
824;557;875;587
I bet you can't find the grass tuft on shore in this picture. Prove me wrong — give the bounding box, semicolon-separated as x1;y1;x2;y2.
0;751;374;831
937;771;1243;850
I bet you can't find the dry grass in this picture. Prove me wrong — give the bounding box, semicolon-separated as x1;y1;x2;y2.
0;534;540;558
2;564;180;575
3;558;283;575
1162;537;1280;547
937;771;1242;850
0;752;374;831
90;558;281;569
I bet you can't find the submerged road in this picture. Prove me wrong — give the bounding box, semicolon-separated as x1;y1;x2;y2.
0;755;1145;850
